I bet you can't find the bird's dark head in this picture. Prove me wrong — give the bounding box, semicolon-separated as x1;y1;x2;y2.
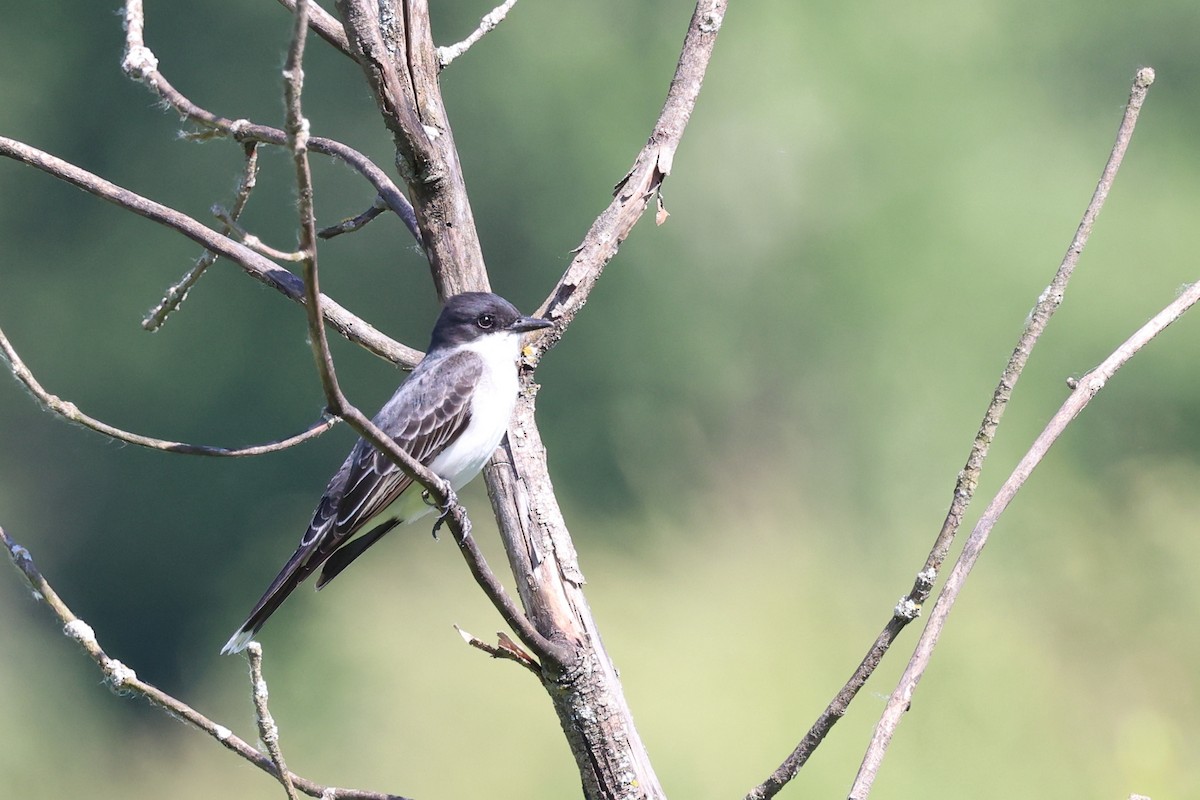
428;292;552;352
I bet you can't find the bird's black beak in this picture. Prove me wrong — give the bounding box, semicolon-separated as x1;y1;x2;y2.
509;316;554;333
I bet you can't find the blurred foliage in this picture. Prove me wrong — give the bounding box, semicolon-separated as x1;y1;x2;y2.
2;0;1199;798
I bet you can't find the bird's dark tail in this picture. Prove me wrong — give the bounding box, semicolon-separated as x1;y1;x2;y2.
315;518;400;590
221;517;404;655
221;545;321;655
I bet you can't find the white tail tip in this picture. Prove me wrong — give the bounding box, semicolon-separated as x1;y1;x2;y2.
220;629;254;656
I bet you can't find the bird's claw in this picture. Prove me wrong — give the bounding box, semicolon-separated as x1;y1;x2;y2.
425;485;457;540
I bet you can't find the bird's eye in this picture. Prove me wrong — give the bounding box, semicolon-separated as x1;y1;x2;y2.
476;314;495;329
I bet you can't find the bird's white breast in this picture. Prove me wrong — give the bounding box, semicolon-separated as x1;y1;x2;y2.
427;330;523;488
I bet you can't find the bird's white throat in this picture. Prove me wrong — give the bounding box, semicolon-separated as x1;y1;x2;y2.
426;329;523;488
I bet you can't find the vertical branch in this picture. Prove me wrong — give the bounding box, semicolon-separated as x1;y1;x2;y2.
247;644;300;800
335;0;489;298
281;0;351;414
281;1;417;483
915;66;1157;584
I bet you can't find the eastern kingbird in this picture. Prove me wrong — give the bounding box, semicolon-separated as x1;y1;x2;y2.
221;292;552;655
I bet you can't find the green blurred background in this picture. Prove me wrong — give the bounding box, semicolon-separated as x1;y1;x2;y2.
2;1;1198;798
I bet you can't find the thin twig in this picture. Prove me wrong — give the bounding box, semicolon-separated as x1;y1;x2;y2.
447;503;564;669
454;624;542;677
0;525;409;800
0;322;339;456
144;142;261;331
0;136;423;369
746;66;1157;800
247;644;300;800
529;0;727;356
850;228;1196;799
318;195;387;239
284;0;566;671
285;0;339;415
436;0;519;68
214;209;308;262
122;0;422;248
275;0;354;58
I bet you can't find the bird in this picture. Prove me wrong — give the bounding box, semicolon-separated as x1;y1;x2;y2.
221;292;552;654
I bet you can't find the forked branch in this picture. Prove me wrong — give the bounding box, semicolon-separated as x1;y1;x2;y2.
4;2;728;799
123;0;420;248
747;66;1158;800
143;142;261;330
851;192;1197;798
0;136;422;368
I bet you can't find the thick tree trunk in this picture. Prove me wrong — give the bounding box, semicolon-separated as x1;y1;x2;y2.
334;2;674;796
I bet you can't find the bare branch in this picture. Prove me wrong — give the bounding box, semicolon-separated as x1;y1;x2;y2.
275;0;354;59
214;208;308;263
6;1;731;797
144;142;261;331
335;0;489;298
0;136;423;368
0;525;409;800
454;624;542;677
0;322;339;456
530;0;727;351
450;498;566;668
122;0;422;248
318;195;387;239
436;0;519;68
851;235;1196;799
915;66;1158;583
247;644;300;800
747;65;1158;800
283;0;317;258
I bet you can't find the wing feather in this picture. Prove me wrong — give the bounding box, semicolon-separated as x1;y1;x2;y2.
335;352;480;529
221;350;482;652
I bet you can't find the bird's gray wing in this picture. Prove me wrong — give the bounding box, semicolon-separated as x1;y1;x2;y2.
221;351;482;653
332;349;482;531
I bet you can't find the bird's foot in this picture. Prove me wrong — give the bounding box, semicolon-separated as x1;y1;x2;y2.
425;484;458;540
